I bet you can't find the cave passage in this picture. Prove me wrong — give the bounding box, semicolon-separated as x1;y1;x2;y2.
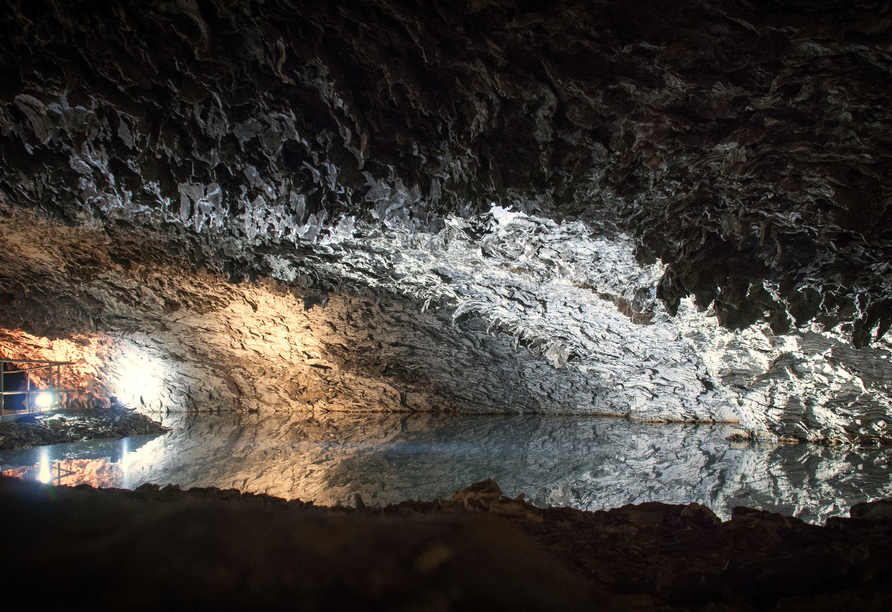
3;2;892;607
2;411;890;524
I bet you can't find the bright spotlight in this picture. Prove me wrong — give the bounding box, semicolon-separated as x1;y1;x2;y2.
112;349;165;408
34;391;54;409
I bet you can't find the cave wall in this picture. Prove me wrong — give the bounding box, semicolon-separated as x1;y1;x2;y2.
0;208;734;421
2;0;892;441
6;204;892;442
2;0;891;337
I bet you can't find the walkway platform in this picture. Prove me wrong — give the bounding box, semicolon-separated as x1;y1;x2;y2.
1;358;78;423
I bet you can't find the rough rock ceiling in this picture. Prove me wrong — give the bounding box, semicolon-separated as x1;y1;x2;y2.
1;0;892;441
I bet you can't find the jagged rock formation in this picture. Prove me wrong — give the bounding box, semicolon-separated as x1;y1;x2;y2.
1;1;892;440
0;405;167;450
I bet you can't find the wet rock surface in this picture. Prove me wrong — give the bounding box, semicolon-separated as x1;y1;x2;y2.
0;406;168;450
2;475;891;611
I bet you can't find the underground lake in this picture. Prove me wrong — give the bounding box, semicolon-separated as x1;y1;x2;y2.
2;411;890;525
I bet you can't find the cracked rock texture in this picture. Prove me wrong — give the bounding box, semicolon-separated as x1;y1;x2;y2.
2;1;892;440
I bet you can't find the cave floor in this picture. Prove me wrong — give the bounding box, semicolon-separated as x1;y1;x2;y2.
1;474;891;611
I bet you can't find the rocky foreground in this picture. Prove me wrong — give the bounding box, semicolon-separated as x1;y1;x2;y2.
0;406;168;450
1;477;890;611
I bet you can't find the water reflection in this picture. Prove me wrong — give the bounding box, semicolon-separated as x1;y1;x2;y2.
0;434;160;489
1;412;890;523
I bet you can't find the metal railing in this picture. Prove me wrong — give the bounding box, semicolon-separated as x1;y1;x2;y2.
1;358;77;421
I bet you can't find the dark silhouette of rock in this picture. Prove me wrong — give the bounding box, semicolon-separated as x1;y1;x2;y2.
1;476;890;611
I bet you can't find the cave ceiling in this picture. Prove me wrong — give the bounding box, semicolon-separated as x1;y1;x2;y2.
1;0;892;441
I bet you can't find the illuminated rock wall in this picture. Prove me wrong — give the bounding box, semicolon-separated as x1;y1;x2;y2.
4;208;892;443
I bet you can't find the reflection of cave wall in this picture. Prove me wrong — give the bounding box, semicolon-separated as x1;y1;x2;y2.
71;411;892;523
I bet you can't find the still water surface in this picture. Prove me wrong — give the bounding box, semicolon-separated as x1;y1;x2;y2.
1;412;890;524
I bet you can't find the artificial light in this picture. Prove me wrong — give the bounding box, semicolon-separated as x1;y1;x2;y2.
112;350;165;408
34;391;54;409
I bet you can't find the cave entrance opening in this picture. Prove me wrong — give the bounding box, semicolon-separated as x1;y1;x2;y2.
0;358;77;422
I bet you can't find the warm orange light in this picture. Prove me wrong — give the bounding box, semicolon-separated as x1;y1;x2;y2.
0;328;107;397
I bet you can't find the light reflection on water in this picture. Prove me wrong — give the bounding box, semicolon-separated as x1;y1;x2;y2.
1;412;890;523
